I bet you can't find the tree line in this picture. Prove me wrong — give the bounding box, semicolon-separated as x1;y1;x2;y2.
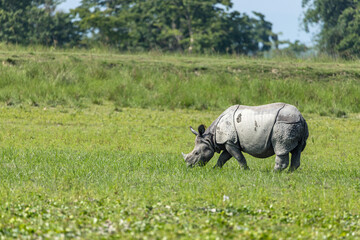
302;0;360;58
0;0;359;57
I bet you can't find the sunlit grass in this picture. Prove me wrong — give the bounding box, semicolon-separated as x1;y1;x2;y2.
0;47;359;238
0;105;359;238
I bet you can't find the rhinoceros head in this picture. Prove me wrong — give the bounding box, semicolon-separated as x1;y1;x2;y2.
182;125;215;167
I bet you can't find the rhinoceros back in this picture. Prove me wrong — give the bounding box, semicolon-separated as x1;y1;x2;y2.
234;103;286;157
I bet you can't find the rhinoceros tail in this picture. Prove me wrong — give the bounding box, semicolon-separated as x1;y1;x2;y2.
301;116;309;152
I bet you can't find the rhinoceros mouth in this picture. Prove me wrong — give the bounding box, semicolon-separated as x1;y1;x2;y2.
182;153;198;167
186;159;197;167
188;159;206;168
182;152;206;167
187;163;195;168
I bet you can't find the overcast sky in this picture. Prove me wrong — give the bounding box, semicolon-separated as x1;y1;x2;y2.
58;0;318;46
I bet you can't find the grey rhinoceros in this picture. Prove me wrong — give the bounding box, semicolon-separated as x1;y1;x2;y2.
182;103;309;171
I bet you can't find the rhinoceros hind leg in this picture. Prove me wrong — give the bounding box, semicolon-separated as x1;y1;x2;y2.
289;145;302;171
271;122;303;156
274;154;289;171
214;151;232;168
225;143;250;170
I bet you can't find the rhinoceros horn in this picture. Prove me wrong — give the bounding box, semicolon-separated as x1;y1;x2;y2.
182;152;187;160
190;126;198;136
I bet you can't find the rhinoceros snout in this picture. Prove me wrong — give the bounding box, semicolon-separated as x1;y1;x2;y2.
182;152;196;167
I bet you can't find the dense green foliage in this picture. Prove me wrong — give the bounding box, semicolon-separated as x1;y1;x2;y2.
0;0;79;46
3;0;360;57
0;47;359;116
0;105;359;239
72;0;277;54
0;0;277;54
302;0;360;58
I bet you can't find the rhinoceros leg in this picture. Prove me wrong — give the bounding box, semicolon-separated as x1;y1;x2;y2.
225;143;250;170
272;121;304;172
289;145;302;171
213;151;232;168
274;154;289;171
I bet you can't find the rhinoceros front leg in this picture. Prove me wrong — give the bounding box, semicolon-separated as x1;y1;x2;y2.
225;143;250;170
274;154;289;171
213;151;232;168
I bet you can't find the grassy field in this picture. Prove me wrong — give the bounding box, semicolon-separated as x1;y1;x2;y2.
0;47;360;239
1;45;359;115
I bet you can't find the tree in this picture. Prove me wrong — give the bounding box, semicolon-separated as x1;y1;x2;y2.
70;0;131;48
336;7;360;57
302;0;360;57
72;0;278;54
0;0;79;46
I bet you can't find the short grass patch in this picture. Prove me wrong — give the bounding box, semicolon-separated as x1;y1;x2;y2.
0;105;359;239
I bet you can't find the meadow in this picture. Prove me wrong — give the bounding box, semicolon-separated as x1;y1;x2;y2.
0;46;360;239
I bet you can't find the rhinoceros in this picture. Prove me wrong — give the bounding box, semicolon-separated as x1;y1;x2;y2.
182;103;309;171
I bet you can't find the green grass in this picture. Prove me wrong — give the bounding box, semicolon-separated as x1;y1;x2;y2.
0;47;359;238
0;105;359;239
0;47;359;115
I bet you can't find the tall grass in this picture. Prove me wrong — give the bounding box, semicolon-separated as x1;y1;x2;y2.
0;48;359;115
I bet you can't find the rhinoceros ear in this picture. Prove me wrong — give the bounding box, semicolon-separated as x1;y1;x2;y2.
198;124;206;136
190;126;198;136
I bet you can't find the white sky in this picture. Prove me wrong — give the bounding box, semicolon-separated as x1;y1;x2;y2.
58;0;318;46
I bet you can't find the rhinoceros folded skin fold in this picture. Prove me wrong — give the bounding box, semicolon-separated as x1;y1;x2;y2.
183;102;309;171
233;103;286;158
